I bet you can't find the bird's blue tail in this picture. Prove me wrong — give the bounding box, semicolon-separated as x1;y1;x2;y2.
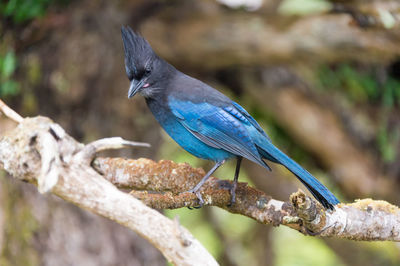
257;143;339;209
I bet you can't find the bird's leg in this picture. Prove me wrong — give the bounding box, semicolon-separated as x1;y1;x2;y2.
186;160;225;208
228;157;242;206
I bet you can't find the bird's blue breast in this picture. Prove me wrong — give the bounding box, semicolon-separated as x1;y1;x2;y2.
145;98;235;162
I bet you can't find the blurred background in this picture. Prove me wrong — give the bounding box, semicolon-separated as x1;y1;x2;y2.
1;0;400;265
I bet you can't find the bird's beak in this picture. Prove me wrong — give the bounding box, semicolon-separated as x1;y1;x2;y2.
128;79;146;98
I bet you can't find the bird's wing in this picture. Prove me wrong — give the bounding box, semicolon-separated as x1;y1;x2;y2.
228;102;278;162
230;102;271;140
168;97;270;169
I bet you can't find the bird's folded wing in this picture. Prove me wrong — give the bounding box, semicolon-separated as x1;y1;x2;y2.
168;98;270;169
230;102;271;140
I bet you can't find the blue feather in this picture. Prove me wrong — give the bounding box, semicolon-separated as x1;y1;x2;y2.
168;97;272;170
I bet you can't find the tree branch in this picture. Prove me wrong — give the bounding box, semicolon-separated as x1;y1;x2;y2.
0;99;23;123
0;102;399;251
0;114;218;266
94;157;400;241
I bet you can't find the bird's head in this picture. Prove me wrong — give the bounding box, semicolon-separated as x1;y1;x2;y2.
121;26;168;98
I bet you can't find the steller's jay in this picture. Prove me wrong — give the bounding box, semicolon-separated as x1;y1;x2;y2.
121;26;339;209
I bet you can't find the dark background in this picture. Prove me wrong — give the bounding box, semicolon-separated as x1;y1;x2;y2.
0;0;399;265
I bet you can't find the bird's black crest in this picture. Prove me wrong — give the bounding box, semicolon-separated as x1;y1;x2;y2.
121;26;156;80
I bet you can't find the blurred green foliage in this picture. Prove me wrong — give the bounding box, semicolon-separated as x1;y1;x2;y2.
0;0;54;99
0;51;20;97
378;121;399;163
316;63;400;163
317;64;400;106
0;0;58;98
0;0;51;24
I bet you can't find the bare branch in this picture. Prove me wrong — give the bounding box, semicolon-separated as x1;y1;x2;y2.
0;99;23;123
0;116;218;266
76;137;150;164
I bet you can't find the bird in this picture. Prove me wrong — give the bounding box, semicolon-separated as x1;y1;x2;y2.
120;26;340;210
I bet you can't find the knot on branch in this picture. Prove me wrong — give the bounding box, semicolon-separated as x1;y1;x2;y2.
0;117;85;193
290;190;327;234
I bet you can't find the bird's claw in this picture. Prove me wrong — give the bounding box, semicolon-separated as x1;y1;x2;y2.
184;189;204;209
304;227;321;236
227;191;235;207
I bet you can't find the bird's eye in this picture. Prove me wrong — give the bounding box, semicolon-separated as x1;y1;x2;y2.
144;67;151;75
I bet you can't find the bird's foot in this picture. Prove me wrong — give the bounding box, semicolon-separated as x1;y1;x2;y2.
184;188;204;209
227;181;237;207
216;180;237;207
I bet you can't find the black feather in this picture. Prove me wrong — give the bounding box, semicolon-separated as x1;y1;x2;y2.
121;26;156;80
